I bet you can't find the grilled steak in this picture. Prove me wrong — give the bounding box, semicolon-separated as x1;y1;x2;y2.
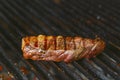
22;35;105;63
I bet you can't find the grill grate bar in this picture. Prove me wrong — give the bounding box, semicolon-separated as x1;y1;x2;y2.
79;2;120;38
15;0;69;35
0;47;25;80
98;53;120;74
107;43;120;57
26;0;87;36
22;0;94;37
97;0;120;13
41;0;103;38
79;59;114;80
40;61;71;80
0;61;16;80
80;0;120;32
105;48;120;63
37;0;92;37
0;0;45;35
61;0;120;45
73;0;120;32
18;0;65;35
56;62;83;80
72;62;95;80
0;4;27;37
92;58;120;79
80;1;120;38
28;61;58;80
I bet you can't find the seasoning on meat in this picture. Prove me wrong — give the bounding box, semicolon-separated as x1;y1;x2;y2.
22;35;105;63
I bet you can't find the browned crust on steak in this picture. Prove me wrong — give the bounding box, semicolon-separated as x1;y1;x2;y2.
22;35;105;63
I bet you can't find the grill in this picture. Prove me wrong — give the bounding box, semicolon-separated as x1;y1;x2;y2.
0;0;120;80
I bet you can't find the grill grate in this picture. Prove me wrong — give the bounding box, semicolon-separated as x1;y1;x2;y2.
0;0;120;80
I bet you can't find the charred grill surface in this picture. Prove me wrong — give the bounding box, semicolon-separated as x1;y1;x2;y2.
0;0;120;80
